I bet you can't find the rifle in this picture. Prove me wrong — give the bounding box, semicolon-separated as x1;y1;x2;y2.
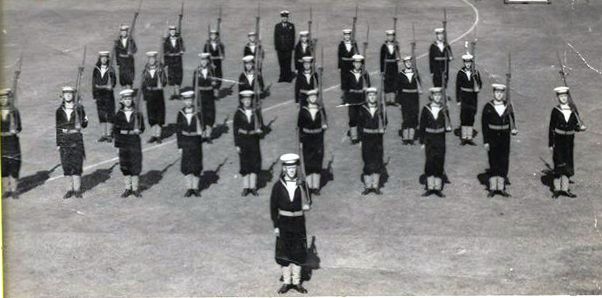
255;0;263;74
177;0;184;36
363;24;369;57
194;66;205;134
378;73;387;131
9;54;23;132
351;4;358;44
216;6;224;60
441;9;451;130
411;23;422;93
506;52;518;133
74;46;87;130
253;47;262;130
556;50;586;130
298;142;312;207
318;46;327;127
128;0;143;56
392;1;401;60
308;6;313;42
134;82;142;131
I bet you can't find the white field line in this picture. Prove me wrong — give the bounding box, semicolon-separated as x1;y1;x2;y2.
46;0;479;183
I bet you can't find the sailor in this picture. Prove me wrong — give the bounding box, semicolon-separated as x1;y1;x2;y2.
455;53;482;145
297;89;327;195
193;53;218;140
342;54;371;144
338;28;360;100
274;10;296;82
114;24;138;88
204;28;226;97
92;51;117;143
0;88;22;199
419;87;449;197
294;56;318;105
141;51;167;144
238;55;265;96
358;87;387;195
271;153;311;294
428;27;453;88
233;90;264;196
163;24;186;99
294;31;313;73
396;55;422;144
176;89;204;197
380;30;400;105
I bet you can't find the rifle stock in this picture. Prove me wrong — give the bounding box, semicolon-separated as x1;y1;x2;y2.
9;54;23;131
351;4;358;43
74;46;86;130
178;1;184;36
194;67;204;133
318;46;327;127
128;0;142;55
506;52;517;132
556;51;585;129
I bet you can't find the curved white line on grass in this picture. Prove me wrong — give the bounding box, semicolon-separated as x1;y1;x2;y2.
46;0;479;183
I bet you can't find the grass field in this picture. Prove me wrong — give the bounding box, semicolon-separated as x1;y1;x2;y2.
2;0;602;296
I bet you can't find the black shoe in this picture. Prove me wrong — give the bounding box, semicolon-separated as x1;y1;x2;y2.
155;137;163;144
408;140;415;145
278;284;292;294
292;284;308;294
250;189;259;196
193;189;201;197
460;140;467;146
11;192;19;200
552;191;561;199
241;188;249;197
374;188;383;195
499;190;511;197
278;78;285;83
487;190;496;198
422;190;433;197
565;191;577;198
121;190;132;198
148;137;157;143
361;188;372;195
97;136;107;142
351;139;360;144
74;191;83;198
466;140;477;146
313;189;320;196
184;189;193;197
105;136;113;143
132;190;142;198
3;191;11;199
433;190;446;198
63;190;74;199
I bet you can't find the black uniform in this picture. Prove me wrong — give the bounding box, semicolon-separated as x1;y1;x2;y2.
342;69;371;128
337;40;360;89
233;108;264;175
92;60;117;123
481;101;514;177
274;21;296;81
204;40;225;89
297;106;326;174
271;177;308;266
396;69;422;129
238;70;265;98
1;109;22;178
193;66;217;127
176;108;204;176
428;42;452;88
548;106;581;178
114;37;137;86
419;104;448;177
294;41;313;73
163;35;185;86
113;110;145;176
141;64;167;126
380;42;399;93
358;104;386;175
56;104;88;176
455;67;482;126
294;70;318;104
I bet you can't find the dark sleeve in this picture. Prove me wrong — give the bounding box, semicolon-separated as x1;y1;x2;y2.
273;25;279;51
113;113;121;132
294;44;301;64
482;106;490;144
455;71;462;103
110;68;117;88
548;110;556;147
257;108;265;128
380;44;386;73
364;72;371;88
80;106;88;128
114;40;122;66
341;71;348;91
138;114;145;133
180;37;186;53
91;69;99;98
289;24;296;49
176;112;184;149
270;183;279;228
219;43;225;59
131;38;138;54
15;110;22;133
294;75;301;102
238;73;245;93
233;112;240;147
446;45;453;60
192;69;198;88
159;68;167;86
258;74;265;91
55;109;61;147
418;107;427;144
337;43;342;70
475;70;483;89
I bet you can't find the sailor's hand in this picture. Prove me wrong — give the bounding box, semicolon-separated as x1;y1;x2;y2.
303;204;311;211
255;129;263;134
9;130;17;134
274;228;280;237
511;129;518;135
484;143;490;151
549;146;554;151
236;146;241;154
133;129;141;134
579;125;587;131
420;144;425;150
457;101;461;106
446;126;452;132
56;146;60;151
322;124;328;130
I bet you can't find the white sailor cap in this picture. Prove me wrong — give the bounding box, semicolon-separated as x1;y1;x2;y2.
239;90;254;97
385;30;395;35
199;52;211;59
491;83;506;91
402;55;412;61
366;87;378;94
0;88;12;96
242;55;255;63
280;10;290;16
119;89;135;97
342;29;352;34
248;31;257;36
302;56;313;63
120;24;130;31
554;86;570;94
429;87;443;93
352;54;364;61
280;153;300;165
299;30;309;36
181;90;195;98
146;51;159;57
98;51;110;57
462;54;474;61
434;27;445;33
62;86;76;93
168;25;177;30
210;29;218;34
306;89;318;96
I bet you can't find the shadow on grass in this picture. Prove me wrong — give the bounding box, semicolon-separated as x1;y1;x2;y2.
82;162;118;193
199;157;228;191
139;158;179;193
17;164;61;195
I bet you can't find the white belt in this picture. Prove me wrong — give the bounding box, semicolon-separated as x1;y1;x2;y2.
302;128;323;134
181;131;202;136
279;210;304;217
401;89;418;93
425;127;445;134
554;128;575;135
488;124;509;130
460;87;477;92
